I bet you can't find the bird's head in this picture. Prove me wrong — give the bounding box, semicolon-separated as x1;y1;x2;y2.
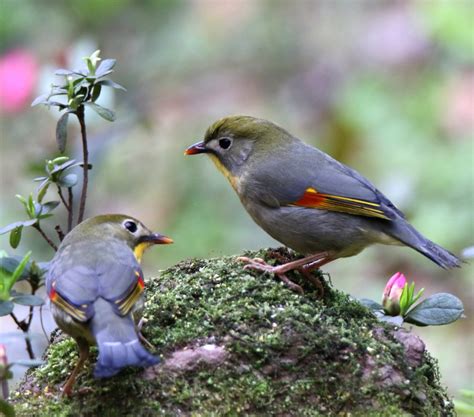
70;214;173;262
184;115;294;182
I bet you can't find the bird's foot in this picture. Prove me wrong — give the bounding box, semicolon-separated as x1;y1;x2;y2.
136;317;154;350
237;251;333;296
237;256;304;294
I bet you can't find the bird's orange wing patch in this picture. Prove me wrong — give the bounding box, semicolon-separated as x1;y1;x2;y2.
292;187;390;220
49;282;92;322
113;271;145;316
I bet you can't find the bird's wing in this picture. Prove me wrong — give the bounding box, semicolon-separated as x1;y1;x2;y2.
249;141;403;221
46;242;145;322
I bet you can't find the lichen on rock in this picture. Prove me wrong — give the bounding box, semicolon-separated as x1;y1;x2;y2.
12;248;454;416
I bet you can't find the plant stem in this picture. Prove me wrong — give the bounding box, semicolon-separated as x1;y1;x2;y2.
9;312;35;359
55;225;65;241
76;106;88;224
57;186;69;210
33;224;58;251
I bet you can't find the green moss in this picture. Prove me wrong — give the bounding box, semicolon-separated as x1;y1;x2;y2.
12;249;453;416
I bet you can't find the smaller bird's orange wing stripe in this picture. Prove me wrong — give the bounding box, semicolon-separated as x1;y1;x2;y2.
114;271;145;316
292;187;390;220
49;285;89;322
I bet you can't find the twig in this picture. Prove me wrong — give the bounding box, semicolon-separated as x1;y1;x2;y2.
55;225;65;241
33;224;58;251
57;186;69;210
9;312;35;359
76;106;88;224
39;304;50;345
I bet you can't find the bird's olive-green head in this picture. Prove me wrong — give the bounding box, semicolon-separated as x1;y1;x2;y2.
185;115;295;179
62;214;173;262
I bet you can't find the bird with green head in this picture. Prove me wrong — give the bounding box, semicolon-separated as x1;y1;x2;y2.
46;214;173;396
186;115;461;294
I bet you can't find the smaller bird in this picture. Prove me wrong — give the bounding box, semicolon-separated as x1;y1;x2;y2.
185;115;461;293
46;214;173;396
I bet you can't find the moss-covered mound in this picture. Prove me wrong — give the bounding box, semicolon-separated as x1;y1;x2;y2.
12;249;453;416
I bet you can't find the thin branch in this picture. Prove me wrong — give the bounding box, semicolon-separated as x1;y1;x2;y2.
76;106;88;224
33;224;58;251
39;304;50;345
55;225;65;241
67;187;73;232
9;312;24;330
57;186;70;210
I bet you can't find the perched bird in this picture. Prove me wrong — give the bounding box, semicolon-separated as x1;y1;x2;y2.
185;115;461;292
46;214;173;396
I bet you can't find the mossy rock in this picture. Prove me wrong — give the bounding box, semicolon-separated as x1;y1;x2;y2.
12;248;453;416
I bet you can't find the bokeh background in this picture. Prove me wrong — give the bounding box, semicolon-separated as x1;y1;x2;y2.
1;0;473;397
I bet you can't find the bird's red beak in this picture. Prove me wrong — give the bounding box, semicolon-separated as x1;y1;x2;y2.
139;233;173;245
184;141;208;155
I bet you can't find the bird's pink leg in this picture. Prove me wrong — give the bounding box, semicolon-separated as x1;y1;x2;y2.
62;338;89;397
237;252;333;294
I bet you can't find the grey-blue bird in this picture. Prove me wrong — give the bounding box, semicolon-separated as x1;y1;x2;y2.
46;214;173;396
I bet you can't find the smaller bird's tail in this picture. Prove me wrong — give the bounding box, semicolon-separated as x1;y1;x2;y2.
389;221;462;269
91;299;159;379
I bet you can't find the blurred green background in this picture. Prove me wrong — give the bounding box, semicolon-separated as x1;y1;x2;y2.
1;0;472;396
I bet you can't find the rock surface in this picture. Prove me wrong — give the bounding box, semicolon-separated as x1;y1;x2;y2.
11;248;453;416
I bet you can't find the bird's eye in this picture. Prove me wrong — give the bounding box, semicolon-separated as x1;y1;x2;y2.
124;221;138;233
218;138;232;150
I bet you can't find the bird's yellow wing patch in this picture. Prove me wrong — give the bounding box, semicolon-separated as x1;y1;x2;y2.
49;282;91;322
291;187;390;220
113;270;145;316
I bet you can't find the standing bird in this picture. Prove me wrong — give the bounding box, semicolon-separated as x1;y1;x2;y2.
46;214;173;396
185;116;461;292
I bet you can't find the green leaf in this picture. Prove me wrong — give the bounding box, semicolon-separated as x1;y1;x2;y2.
412;287;425;305
12;294;44;306
0;219;37;235
40;201;60;215
58;173;78;188
9;226;22;249
31;93;50;107
84;102;116;121
55;68;75;76
0;397;16;417
15;194;27;205
56;112;69;153
0;300;14;316
0;257;24;278
359;298;383;311
399;283;410;316
95;58;116;78
37;178;50;203
27;194;35;218
98;79;126;91
51;156;70;165
91;84;102;102
404;293;464;326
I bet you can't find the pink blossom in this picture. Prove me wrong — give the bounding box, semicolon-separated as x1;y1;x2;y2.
382;272;407;316
0;49;38;113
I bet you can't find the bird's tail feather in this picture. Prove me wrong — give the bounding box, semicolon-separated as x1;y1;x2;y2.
91;298;159;379
389;221;462;269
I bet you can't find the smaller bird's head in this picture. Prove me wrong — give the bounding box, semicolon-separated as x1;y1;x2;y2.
69;214;173;262
184;115;294;179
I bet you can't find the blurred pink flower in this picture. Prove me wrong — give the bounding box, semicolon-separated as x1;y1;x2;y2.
382;272;407;316
0;49;38;113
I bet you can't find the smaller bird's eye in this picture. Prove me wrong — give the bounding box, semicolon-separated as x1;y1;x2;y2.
218;138;232;150
124;221;138;233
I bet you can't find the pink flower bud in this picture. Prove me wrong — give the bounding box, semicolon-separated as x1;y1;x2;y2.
382;272;406;316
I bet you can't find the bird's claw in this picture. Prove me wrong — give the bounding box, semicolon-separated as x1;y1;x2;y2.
238;255;304;294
